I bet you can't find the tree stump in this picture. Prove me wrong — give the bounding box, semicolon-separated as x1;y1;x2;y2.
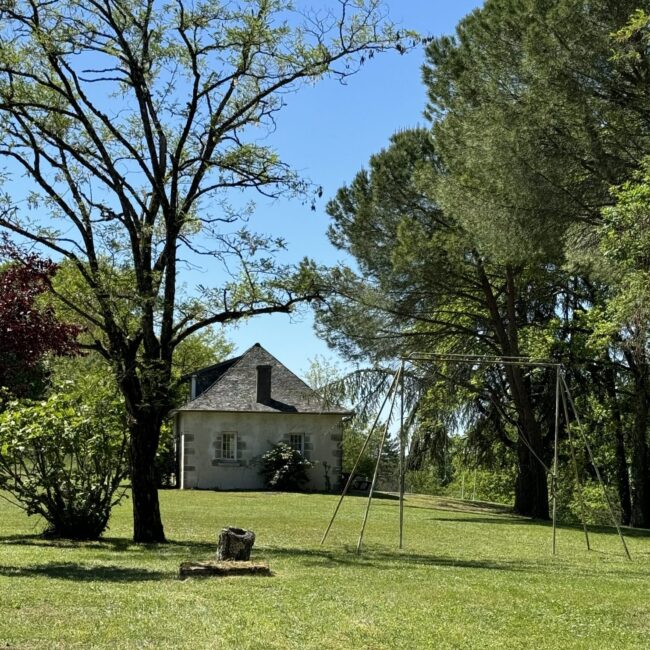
217;526;255;561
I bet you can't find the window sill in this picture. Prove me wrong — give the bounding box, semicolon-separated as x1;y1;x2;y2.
211;459;244;467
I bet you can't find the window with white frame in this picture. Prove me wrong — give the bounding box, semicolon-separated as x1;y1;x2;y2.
289;433;304;455
220;432;237;460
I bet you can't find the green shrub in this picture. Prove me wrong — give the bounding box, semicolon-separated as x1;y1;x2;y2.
343;427;399;488
258;442;313;491
155;420;177;488
405;467;444;495
445;466;516;505
563;481;622;526
0;392;128;539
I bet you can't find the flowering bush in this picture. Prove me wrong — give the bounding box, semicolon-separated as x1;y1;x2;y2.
259;442;313;491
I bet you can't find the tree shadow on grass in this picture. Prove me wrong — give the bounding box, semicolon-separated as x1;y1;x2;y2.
407;498;650;543
429;516;543;526
586;523;650;539
0;533;216;555
414;500;650;534
263;545;650;578
0;534;136;551
347;491;400;500
405;498;514;516
425;516;650;540
0;562;168;582
262;545;531;573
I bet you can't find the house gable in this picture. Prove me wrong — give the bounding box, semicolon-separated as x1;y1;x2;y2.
178;343;351;415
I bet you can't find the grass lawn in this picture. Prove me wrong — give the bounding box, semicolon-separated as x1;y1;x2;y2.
1;490;649;649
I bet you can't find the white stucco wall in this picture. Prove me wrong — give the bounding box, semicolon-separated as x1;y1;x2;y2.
177;411;344;491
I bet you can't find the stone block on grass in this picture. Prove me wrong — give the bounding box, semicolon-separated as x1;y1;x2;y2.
179;560;270;578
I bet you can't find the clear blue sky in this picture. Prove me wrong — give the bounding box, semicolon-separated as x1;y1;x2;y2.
216;1;483;377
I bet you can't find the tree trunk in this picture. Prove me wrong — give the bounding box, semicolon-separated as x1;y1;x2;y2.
603;367;632;525
476;262;549;519
130;419;166;543
614;416;633;526
630;366;650;528
217;527;256;561
504;358;549;518
512;410;549;519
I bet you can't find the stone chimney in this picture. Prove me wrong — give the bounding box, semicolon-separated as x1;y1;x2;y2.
256;365;272;404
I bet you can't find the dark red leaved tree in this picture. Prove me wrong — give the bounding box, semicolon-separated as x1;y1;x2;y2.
0;243;81;398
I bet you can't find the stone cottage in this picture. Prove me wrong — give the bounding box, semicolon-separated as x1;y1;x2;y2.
172;343;351;491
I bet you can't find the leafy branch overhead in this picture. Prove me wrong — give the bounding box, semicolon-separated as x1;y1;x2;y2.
0;0;413;357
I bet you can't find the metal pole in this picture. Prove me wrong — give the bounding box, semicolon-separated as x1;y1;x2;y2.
321;369;402;545
357;365;402;554
560;383;590;551
399;360;405;550
560;374;631;560
471;449;478;501
552;366;560;555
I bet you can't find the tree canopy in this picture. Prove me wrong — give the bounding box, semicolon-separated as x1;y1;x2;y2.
316;0;650;526
0;244;81;399
0;0;412;542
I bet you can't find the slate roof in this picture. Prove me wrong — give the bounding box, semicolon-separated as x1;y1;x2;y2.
176;343;352;415
181;356;242;398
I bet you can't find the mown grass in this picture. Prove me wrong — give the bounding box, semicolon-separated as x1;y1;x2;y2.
1;490;649;649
